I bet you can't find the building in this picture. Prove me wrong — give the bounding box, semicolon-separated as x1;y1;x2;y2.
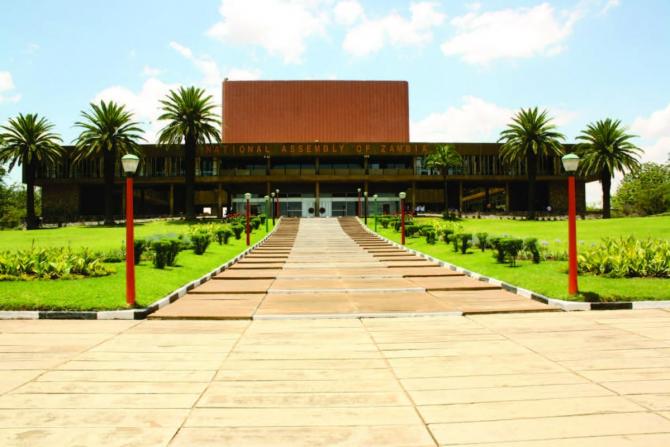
36;80;587;219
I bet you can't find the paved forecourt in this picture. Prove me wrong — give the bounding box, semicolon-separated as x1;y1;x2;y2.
151;217;554;319
3;310;670;445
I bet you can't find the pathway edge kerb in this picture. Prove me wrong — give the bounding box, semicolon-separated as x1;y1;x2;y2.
0;218;282;320
358;218;669;312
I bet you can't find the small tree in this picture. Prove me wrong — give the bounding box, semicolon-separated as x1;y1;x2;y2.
426;144;462;211
0;114;62;229
613;162;670;216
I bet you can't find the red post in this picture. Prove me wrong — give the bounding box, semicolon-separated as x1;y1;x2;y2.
246;197;251;247
568;175;578;295
400;198;406;245
125;176;135;307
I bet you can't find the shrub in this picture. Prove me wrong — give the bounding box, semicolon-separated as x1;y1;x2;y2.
451;233;460;252
380;217;390;229
134;239;146;263
500;237;524;266
489;236;506;263
259;214;267;224
215;228;233;245
97;248;125;263
579;236;670;278
442;210;459;221
523;238;541;264
459;233;472;254
0;247;113;280
232;224;245;240
251;217;261;230
405;223;419;237
442;228;454;244
425;229;437;245
151;239;180;269
417;224;434;237
475;232;488;251
191;232;211;255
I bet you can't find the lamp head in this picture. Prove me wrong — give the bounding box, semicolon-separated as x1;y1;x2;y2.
561;153;580;173
373;194;378;200
399;192;406;200
276;189;279;194
121;154;140;175
264;195;269;200
244;192;251;200
363;191;368;197
271;192;275;198
357;188;361;193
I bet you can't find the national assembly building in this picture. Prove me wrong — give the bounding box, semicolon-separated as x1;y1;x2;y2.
36;80;587;219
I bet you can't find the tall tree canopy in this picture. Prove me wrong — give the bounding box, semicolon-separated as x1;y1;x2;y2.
157;86;220;220
576;118;641;218
0;114;62;229
74;100;144;225
498;107;565;219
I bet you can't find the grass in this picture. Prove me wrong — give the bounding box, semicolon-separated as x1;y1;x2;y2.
0;220;275;311
370;215;670;302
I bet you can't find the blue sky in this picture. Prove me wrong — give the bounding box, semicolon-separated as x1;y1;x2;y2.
1;0;669;202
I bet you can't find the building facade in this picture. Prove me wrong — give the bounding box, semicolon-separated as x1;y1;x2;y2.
36;80;587;219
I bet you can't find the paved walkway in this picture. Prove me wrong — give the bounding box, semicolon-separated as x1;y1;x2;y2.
152;217;554;319
3;310;670;446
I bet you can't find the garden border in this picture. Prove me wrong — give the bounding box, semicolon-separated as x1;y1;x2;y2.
360;219;670;312
0;219;282;320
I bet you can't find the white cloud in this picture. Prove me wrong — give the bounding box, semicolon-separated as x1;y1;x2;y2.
142;65;162;77
93;78;178;143
169;41;222;88
441;3;583;65
334;0;364;25
226;68;262;80
0;71;21;103
600;0;620;15
343;2;445;57
631;102;670;163
411;96;514;142
207;0;328;64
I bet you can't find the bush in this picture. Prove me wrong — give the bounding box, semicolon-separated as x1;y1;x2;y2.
459;233;472;254
215;228;233;245
425;229;437;245
380;217;391;229
579;236;670;278
232;224;244;240
134;239;146;263
489;236;506;263
151;239;180;269
475;232;488;251
251;217;261;230
97;248;125;263
523;238;541;264
0;247;113;280
442;228;454;244
259;214;267;224
451;233;460;252
500;237;524;266
405;223;419;237
191;232;211;255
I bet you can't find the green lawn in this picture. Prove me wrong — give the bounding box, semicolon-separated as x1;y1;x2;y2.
370;215;670;302
0;220;274;311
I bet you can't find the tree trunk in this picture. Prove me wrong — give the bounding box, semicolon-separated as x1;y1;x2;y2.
184;133;196;220
25;159;38;230
527;149;537;220
443;173;448;210
103;145;116;225
601;169;612;219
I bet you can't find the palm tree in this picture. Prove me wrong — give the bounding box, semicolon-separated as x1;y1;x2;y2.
74;101;144;225
157;86;220;220
0;114;62;229
426;144;462;210
576;118;641;219
499;108;565;219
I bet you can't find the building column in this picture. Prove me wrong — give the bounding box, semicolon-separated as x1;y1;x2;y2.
315;181;320;217
505;182;510;212
363;154;369;175
458;181;463;212
265;155;271;175
315;156;320;175
411;181;416;211
266;181;271;196
169;184;174;216
217;184;223;218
